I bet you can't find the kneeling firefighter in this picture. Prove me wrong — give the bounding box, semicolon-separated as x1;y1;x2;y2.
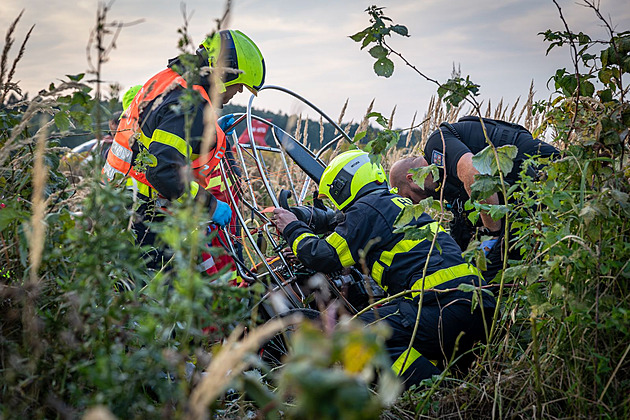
272;150;496;387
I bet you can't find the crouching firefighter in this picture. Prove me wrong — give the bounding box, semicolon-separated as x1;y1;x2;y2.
272;150;496;388
103;29;265;272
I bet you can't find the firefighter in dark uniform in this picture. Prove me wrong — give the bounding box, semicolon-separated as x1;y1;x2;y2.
272;150;496;388
390;116;559;281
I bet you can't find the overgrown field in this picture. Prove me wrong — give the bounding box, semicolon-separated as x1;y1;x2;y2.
1;2;629;419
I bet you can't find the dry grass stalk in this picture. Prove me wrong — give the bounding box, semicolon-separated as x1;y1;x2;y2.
523;81;536;131
388;105;396;130
508;96;521;123
356;99;375;137
319;116;324;150
201;2;231;173
405;111;417;148
187;314;301;419
337;98;348;127
302;117;309;147
484;100;492;118
27;119;49;285
0;11;33;104
82;406;118;420
294;113;302;144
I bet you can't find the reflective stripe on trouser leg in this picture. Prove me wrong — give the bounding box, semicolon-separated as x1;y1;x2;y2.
392;348;438;376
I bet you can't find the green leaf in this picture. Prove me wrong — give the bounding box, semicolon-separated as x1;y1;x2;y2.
393;204;414;228
353;130;367;143
349;29;369;42
66;73;85;82
457;283;477;293
0;204;30;231
409;164;439;190
579;80;595;97
53;111;70;132
368;45;388;59
471;145;517;176
488;204;510;220
373;57;394;77
469;175;502;201
391;25;409;36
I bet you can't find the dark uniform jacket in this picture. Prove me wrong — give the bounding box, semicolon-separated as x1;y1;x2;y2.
132;58;220;208
282;189;495;308
424;116;559;249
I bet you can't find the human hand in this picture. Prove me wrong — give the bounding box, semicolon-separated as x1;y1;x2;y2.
271;207;298;234
480;238;498;256
211;200;232;227
218;114;236;136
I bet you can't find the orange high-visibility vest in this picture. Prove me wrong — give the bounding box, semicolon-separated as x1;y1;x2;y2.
102;68;227;191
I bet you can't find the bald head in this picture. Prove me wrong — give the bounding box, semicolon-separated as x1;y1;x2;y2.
389;155;436;203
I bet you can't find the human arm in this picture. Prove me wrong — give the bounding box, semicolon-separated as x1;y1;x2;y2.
273;205;371;273
455;152;502;233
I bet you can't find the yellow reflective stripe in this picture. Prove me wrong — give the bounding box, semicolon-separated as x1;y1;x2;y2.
125;177;152;197
176;181;201;203
391;196;412;209
206;174;232;191
325;232;356;267
379;222;444;266
392;348;421;376
371;261;387;291
410;263;483;296
149;129;192;158
392;348;437;376
292;232;317;256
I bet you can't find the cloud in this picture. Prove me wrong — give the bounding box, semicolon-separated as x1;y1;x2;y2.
2;0;629;127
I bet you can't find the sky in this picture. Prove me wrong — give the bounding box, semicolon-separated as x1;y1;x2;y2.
1;0;629;129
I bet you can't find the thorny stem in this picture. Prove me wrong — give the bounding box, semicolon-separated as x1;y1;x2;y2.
552;0;581;144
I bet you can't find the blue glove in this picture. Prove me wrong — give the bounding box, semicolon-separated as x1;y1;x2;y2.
480;238;498;256
211;200;232;227
218;114;236;136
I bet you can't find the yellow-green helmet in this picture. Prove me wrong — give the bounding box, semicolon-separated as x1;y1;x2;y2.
122;85;142;111
318;150;388;211
198;29;265;95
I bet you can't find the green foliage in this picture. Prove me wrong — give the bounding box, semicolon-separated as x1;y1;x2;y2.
436;75;480;111
244;319;401;420
357;111;400;165
349;6;408;78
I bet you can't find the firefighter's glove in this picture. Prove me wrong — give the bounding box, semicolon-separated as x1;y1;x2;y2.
480;238;498;256
211;200;232;227
218;114;236;136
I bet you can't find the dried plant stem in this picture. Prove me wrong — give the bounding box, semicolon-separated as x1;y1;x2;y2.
28;118;49;285
187;315;299;419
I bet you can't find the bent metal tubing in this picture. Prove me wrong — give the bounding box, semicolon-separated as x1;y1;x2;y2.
246;85;353;204
218;158;303;309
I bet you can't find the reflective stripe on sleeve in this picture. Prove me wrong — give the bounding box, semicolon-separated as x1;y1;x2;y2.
292;232;318;256
103;161;126;181
410;263;483;296
109;142;133;163
205;174;232;191
325;232;356;267
149;129;192;158
371;261;386;290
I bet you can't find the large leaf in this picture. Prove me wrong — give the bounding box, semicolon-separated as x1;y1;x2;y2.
471;144;518;176
373;57;394;77
409;164;439;190
469;174;503;200
368;45;388;59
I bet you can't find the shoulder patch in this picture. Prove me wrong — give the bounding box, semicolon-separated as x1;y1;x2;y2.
431;150;444;167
